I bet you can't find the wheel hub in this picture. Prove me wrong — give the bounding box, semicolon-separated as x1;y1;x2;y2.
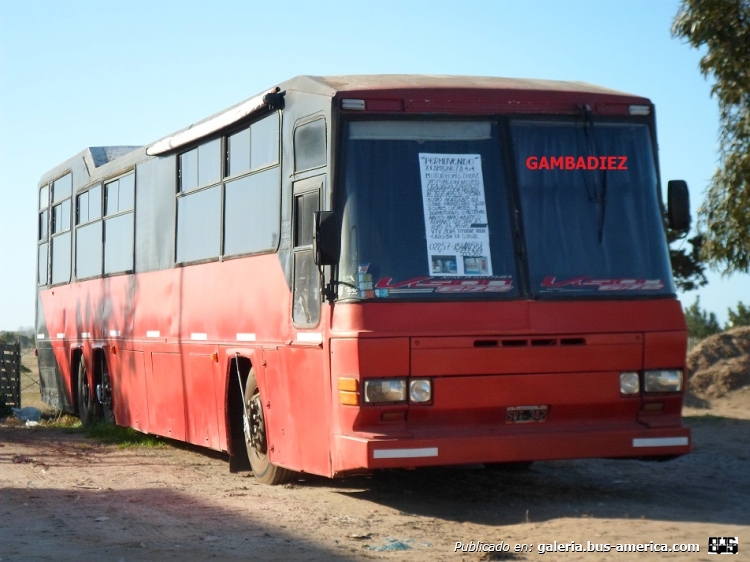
245;395;267;454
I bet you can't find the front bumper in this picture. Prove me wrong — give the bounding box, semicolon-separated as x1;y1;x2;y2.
332;424;690;474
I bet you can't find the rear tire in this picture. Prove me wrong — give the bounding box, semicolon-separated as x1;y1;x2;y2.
243;369;295;485
99;354;115;425
77;358;100;428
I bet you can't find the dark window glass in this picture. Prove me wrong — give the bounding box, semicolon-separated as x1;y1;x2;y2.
76;221;103;279
224;167;281;256
77;192;89;225
39;186;49;210
78;185;102;225
52;203;61;234
38;243;48;285
510;120;674;295
51;232;71;284
339;120;518;300
176;185;221;262
180;141;221;192
53;204;61;234
294;191;319;247
251;114;279;169
52;200;71;234
62;200;71;231
198;139;221;187
52;173;72;204
105;174;133;216
89;185;102;221
293;250;320;326
119;174;135;212
294;119;326;172
105;180;120;215
179;148;198;192
104;214;134;274
38;210;48;241
227;114;280;178
227;128;251;177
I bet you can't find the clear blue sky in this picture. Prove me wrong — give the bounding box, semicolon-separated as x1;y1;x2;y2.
0;0;747;331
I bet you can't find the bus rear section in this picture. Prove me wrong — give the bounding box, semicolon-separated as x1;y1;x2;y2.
328;300;689;475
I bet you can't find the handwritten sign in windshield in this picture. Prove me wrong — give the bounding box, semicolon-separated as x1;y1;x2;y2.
418;154;493;277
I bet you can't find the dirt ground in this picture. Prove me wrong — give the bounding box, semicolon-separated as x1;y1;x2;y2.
1;351;747;562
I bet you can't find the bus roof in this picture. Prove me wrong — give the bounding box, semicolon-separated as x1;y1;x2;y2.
39;75;650;185
279;74;642;98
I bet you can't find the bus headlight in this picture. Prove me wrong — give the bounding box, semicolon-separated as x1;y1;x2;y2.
363;379;407;403
644;370;683;393
409;379;432;403
620;372;640;395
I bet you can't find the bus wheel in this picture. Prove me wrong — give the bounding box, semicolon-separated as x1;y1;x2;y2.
243;369;295;485
77;358;100;428
99;354;115;425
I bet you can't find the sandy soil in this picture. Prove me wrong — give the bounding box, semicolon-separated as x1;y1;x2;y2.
1;351;747;561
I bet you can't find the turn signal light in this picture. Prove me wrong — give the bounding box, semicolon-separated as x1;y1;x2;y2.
339;391;358;406
338;378;359;405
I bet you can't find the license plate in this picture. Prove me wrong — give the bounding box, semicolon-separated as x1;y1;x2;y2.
506;405;548;424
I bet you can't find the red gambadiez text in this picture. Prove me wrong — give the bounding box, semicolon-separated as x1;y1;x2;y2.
525;155;627;170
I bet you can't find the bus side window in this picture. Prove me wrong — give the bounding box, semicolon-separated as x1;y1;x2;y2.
38;184;49;285
223;112;281;257
75;184;103;279
292;186;321;327
176;139;222;263
103;173;135;274
294;119;326;172
50;173;72;285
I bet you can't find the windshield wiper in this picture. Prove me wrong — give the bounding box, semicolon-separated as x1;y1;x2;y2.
579;104;608;243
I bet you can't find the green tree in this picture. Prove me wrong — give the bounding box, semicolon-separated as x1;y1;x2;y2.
0;331;32;349
668;232;708;291
684;296;722;340
673;0;750;272
726;301;750;327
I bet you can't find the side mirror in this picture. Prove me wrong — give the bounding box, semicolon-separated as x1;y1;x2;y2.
313;211;340;266
667;180;691;231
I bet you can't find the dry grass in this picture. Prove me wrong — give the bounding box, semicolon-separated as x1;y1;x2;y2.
20;350;48;411
687;327;750;400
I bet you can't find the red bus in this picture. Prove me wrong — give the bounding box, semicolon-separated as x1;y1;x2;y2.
36;75;692;484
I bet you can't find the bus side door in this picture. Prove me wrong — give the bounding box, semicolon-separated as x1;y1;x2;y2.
265;176;331;475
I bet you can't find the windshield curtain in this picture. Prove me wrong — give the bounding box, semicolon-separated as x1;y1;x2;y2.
338;120;519;300
510;120;675;296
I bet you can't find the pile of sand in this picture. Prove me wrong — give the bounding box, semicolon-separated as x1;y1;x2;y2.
686;327;750;406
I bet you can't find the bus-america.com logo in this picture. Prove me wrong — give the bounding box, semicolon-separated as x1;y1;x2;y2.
708;537;738;554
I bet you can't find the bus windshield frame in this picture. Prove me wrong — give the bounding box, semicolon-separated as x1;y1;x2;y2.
335;114;675;302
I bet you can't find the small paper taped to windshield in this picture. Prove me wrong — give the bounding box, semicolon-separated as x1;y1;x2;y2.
419;153;493;277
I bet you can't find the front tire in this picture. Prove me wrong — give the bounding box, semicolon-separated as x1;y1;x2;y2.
243;369;295;485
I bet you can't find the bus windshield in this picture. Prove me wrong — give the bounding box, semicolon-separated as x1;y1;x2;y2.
338;120;519;300
511;120;674;296
338;118;674;301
